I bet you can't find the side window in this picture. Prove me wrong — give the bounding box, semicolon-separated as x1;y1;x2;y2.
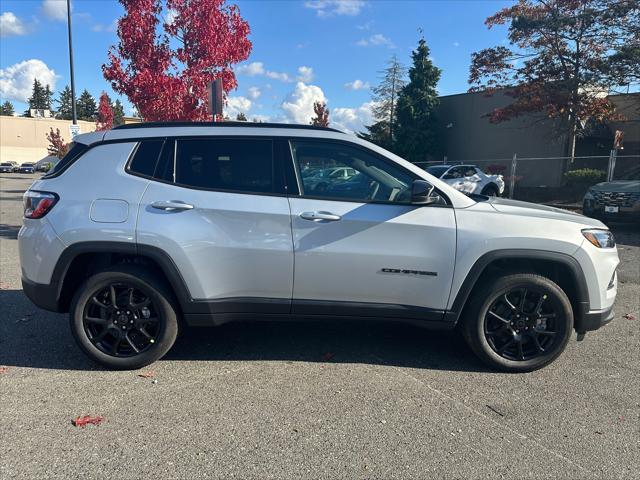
463;166;477;177
444;167;463;179
174;138;273;193
128;140;164;177
290;140;414;203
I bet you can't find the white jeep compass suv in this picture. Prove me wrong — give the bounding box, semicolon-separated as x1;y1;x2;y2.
19;122;619;372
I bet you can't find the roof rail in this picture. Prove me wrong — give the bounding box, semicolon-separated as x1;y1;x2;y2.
113;121;344;133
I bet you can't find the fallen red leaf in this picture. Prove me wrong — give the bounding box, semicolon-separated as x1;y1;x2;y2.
623;313;636;320
72;415;104;428
0;367;8;374
137;370;155;378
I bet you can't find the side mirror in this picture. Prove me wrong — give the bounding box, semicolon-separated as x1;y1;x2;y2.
411;179;436;204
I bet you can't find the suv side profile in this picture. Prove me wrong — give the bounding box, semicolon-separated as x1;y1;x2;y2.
19;123;618;372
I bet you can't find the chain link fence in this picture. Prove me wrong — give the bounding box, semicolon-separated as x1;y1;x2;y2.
415;153;639;205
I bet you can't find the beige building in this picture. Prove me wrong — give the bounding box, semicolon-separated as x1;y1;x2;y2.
0;116;97;163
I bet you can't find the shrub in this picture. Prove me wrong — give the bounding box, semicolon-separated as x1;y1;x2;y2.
565;168;606;186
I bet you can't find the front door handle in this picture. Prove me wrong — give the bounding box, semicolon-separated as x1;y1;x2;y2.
151;200;194;211
299;211;342;222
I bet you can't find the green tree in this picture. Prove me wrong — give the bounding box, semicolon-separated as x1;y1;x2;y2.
44;84;53;110
235;112;247;121
112;99;125;126
27;79;49;112
55;85;75;120
0;101;15;116
358;55;406;151
394;36;442;162
76;89;97;121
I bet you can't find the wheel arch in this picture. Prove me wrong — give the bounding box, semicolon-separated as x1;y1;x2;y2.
447;250;590;330
52;242;192;313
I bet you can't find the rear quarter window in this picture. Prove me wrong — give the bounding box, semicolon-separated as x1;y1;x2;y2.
127;140;164;178
43;142;88;178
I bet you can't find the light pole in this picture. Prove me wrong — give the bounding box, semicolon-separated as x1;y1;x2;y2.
66;0;77;125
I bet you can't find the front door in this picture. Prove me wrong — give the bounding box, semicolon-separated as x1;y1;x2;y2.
287;140;457;319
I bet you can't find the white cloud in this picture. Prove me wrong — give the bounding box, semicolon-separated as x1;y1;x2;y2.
247;86;261;100
305;0;366;17
165;8;177;25
225;96;252;118
237;61;265;76
331;101;374;134
453;41;460;47
0;12;27;37
0;59;58;102
237;61;291;82
297;66;314;83
344;79;370;90
281;82;326;124
92;19;117;33
42;0;69;21
356;33;393;48
265;70;291;82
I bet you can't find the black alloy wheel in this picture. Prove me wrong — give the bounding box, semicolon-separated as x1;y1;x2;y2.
484;287;562;362
83;283;161;357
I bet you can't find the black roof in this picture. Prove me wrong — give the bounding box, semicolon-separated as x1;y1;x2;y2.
113;121;343;133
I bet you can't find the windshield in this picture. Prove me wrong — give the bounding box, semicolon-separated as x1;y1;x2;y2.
426;166;449;178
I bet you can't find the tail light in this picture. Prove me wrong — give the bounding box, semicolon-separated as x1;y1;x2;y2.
24;190;58;219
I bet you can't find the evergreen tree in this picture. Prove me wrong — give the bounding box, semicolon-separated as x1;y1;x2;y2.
394;36;441;162
0;101;15;116
76;89;97;121
44;84;53;110
235;112;247;121
358;55;406;151
112;99;125;126
27;79;49;112
55;85;75;120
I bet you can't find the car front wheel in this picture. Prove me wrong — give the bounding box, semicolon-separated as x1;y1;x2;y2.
69;265;178;370
461;273;573;372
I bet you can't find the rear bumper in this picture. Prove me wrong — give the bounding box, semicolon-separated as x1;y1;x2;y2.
22;277;62;312
577;305;615;333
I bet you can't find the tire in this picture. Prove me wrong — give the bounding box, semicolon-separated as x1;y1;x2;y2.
69;265;179;370
481;184;500;197
461;273;573;372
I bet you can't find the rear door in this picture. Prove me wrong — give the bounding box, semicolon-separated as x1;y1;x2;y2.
286;139;457;318
134;136;293;313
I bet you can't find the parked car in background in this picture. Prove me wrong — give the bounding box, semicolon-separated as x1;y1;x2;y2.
0;162;15;173
583;166;640;222
18;162;35;174
426;164;505;197
302;166;357;193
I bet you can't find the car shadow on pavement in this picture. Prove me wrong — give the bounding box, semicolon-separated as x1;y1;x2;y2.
610;223;640;247
0;289;489;373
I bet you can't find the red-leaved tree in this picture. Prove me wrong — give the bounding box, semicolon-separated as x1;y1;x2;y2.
469;0;639;159
103;0;252;121
96;92;115;131
46;128;69;159
310;101;329;127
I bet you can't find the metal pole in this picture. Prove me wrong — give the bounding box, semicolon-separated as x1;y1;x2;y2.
66;0;77;125
607;149;617;182
509;153;517;199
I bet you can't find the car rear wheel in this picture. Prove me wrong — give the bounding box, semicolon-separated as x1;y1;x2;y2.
461;273;573;372
70;265;178;370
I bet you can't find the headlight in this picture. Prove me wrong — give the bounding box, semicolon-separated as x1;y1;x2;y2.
582;228;615;248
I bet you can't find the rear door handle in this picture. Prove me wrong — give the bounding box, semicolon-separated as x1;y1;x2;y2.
299;211;341;222
151;200;194;211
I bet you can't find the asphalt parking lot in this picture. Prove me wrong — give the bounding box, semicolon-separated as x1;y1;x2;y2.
1;172;638;479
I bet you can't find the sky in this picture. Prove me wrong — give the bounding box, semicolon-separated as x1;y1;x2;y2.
0;0;515;132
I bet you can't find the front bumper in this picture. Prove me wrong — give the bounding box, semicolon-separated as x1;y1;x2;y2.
577;305;615;333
